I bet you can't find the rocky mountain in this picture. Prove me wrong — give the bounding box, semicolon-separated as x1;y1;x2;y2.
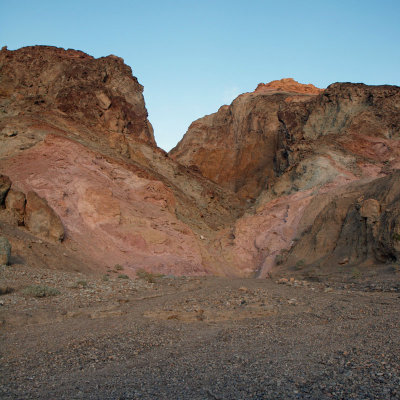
171;78;400;276
1;46;400;278
0;46;243;277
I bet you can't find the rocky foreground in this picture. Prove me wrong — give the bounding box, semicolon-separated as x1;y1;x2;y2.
1;264;400;399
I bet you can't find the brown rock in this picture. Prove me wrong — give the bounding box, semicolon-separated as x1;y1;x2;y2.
286;171;400;267
24;191;64;242
95;91;112;110
359;198;381;223
0;175;11;206
5;189;26;225
0;45;156;146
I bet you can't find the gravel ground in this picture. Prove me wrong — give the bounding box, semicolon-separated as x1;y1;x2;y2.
1;264;400;399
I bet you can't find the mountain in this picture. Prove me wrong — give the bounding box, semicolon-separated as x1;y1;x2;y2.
1;45;400;278
0;46;243;276
171;78;400;276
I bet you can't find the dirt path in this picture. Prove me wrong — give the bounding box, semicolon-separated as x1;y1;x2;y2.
1;265;400;399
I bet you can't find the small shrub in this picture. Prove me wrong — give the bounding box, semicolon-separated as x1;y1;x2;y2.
295;259;305;270
0;286;14;295
391;264;400;274
393;233;400;242
351;267;362;279
118;274;129;279
102;274;110;282
275;254;285;266
114;264;124;271
70;280;88;289
22;285;60;298
136;269;164;283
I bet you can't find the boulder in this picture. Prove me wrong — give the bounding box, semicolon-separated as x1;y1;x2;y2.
0;236;11;265
0;174;11;206
5;189;26;225
24;191;64;242
359;198;381;223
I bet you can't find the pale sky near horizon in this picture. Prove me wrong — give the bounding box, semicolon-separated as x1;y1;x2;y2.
1;0;400;151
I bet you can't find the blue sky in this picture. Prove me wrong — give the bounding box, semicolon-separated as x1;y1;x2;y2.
1;0;400;151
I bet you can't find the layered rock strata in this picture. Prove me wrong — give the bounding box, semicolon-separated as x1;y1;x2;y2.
172;79;400;276
2;45;400;277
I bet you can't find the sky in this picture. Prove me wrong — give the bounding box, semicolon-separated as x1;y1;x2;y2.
1;0;400;151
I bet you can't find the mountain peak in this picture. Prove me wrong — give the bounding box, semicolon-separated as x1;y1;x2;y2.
255;78;323;95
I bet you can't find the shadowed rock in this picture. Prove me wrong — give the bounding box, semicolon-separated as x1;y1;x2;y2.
0;174;11;205
24;191;64;242
5;189;26;225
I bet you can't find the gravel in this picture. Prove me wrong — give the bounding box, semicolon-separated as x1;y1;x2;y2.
1;265;400;399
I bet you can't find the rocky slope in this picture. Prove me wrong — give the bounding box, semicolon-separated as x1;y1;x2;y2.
1;46;400;279
171;78;400;276
0;46;244;277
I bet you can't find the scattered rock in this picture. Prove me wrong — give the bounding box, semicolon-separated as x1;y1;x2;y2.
3;130;18;137
339;257;349;265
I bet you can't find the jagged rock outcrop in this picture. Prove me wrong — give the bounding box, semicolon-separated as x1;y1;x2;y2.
170;79;323;199
285;171;400;268
0;46;244;276
0;45;155;145
255;78;323;95
171;78;400;276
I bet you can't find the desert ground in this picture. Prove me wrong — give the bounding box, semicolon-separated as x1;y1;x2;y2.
1;262;400;399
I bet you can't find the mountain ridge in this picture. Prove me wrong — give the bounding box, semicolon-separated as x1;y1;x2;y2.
1;45;400;278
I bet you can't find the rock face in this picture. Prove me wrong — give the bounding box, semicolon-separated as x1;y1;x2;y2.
0;236;11;265
1;45;400;278
285;172;400;268
24;191;65;242
171;78;400;276
170;79;323;199
0;45;242;277
0;46;155;146
255;78;323;94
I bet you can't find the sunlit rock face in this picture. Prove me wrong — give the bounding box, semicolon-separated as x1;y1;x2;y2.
171;79;400;276
169;79;323;200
